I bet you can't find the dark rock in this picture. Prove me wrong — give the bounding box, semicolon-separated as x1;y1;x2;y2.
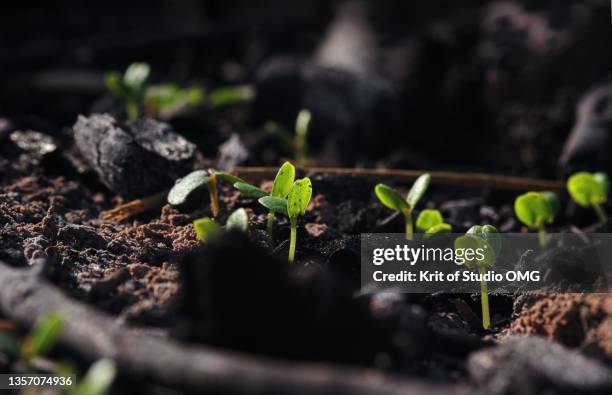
73;114;198;199
468;336;612;395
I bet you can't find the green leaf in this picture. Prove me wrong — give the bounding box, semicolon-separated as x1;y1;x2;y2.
514;192;555;227
406;174;431;209
287;178;312;218
567;172;608;207
425;223;452;235
193;217;221;242
208;85;254;108
72;359;116;395
295;109;312;138
104;72;128;98
375;184;410;213
271;161;295;198
594;172;610;196
540;191;560;218
467;225;501;258
123;62;150;93
416;209;443;232
226;209;249;232
167;170;209;207
454;234;496;269
259;196;288;217
24;312;63;358
234;182;268;199
215;172;245;185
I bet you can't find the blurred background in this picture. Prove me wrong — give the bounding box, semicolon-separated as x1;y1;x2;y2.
2;0;612;177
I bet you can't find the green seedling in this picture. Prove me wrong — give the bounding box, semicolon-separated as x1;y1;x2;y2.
375;174;431;240
259;178;312;263
70;358;117;395
455;225;501;330
294;109;311;167
168;170;244;217
514;191;559;246
416;209;452;234
144;83;204;119
233;161;295;238
105;63;151;120
567;172;609;224
208;85;255;108
193;208;249;242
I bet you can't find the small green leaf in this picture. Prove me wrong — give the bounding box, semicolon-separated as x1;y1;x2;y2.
287;178;312;218
375;184;410;213
72;358;116;395
167;170;209;207
594;172;610;196
271;161;295;198
454;234;496;268
215;172;245;185
24;312;63;358
416;209;443;232
208;85;254;108
226;209;249;232
259;196;288;217
104;72;128;98
540;191;560;218
193;217;221;242
295;109;312;138
234;182;268;199
467;225;501;258
123;62;150;93
425;223;452;235
406;173;431;209
567;172;608;207
514;192;555;227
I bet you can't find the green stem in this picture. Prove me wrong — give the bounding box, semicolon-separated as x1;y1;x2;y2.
479;266;490;330
126;100;139;120
266;211;275;239
288;217;297;263
537;225;547;247
404;212;413;240
593;203;608;224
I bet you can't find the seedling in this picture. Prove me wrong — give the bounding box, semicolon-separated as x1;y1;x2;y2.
193;208;249;242
514;191;559;246
416;209;452;234
233;161;295;237
259;178;312;263
71;358;117;395
105;63;151;120
168;170;244;217
454;225;501;330
567;172;609;224
295;109;311;167
144;83;204;119
375;174;431;240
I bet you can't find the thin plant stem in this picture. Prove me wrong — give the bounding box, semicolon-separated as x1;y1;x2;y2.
266;211;275;239
593;203;608;224
404;212;413;240
479;266;490;330
537;225;547;247
208;175;219;218
288;217;297;263
126;100;139;120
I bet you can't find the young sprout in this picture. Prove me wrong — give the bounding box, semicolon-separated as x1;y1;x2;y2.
168;170;244;217
259;178;312;263
454;225;501;330
567;172;609;224
193;208;249;242
514;191;559;246
233;161;295;238
295;109;311;167
105;63;151;120
416;209;452;234
375;174;431;240
144;83;204;119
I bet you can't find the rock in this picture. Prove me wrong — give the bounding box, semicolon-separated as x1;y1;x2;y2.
73;114;198;199
468;336;612;395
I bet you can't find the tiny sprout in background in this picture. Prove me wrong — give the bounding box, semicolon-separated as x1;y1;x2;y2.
416;209;452;234
375;173;431;240
294;109;312;167
567;172;609;224
234;161;295;238
260;177;312;263
514;191;559;246
105;63;150;120
21;312;64;360
144;83;204;119
193;208;249;242
455;225;501;330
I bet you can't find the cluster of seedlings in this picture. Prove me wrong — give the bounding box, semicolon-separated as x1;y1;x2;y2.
166;156;608;330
